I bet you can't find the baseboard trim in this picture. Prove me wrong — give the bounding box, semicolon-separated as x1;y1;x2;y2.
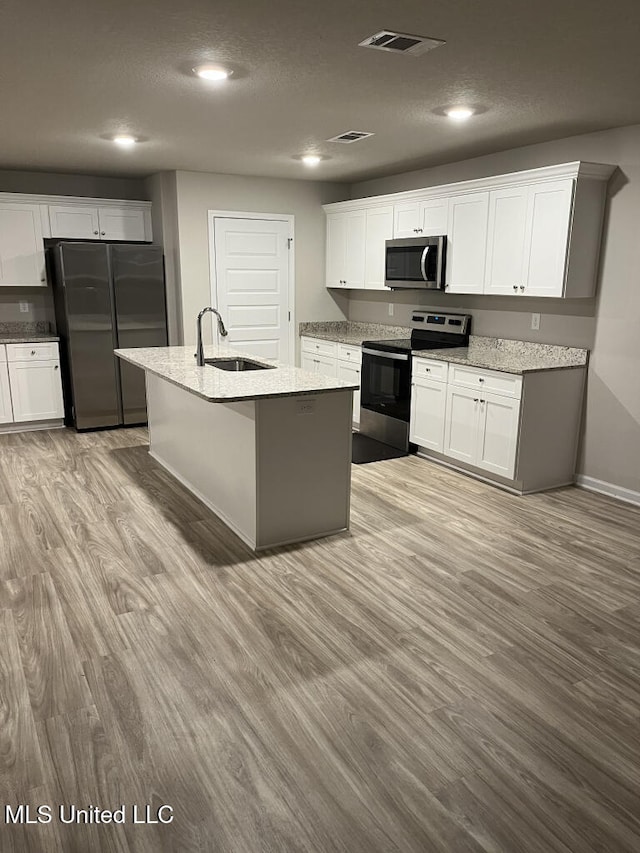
0;419;65;434
575;475;640;508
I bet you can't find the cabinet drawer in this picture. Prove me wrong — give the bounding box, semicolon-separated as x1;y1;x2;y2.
337;343;362;363
301;337;337;358
6;342;59;362
448;363;522;398
412;357;448;383
0;345;6;364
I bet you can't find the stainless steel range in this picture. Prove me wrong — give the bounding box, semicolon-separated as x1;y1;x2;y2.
359;311;471;454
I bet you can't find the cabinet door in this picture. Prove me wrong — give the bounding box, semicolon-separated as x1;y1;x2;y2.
315;353;337;378
484;187;528;295
420;197;449;237
8;361;64;422
523;179;574;297
0;203;46;286
364;206;393;290
410;378;446;452
344;211;366;288
49;205;100;238
446;192;489;294
301;352;317;372
337;361;361;425
475;392;520;478
0;360;13;424
393;202;421;237
326;214;347;287
443;385;479;464
98;207;147;241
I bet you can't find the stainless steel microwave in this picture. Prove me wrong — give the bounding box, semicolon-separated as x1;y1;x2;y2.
385;235;446;289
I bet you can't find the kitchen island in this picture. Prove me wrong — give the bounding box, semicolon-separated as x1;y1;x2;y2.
115;345;357;550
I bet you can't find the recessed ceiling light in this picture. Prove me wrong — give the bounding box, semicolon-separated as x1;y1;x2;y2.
446;107;474;121
113;135;137;147
302;155;322;167
193;64;232;81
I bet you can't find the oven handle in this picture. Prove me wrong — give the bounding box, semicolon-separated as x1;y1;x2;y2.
362;348;410;361
420;245;430;281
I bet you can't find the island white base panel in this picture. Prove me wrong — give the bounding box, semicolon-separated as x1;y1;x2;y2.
146;373;353;550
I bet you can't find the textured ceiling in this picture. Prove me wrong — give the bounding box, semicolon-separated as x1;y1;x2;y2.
2;0;640;182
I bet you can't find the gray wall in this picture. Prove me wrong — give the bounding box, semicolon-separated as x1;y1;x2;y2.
144;172;182;345
350;123;640;494
0;168;147;200
0;168;149;329
172;170;350;345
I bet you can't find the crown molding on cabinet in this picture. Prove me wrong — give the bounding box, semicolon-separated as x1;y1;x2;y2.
0;191;151;209
323;161;616;213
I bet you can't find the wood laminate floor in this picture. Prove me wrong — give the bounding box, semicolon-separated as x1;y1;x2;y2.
1;427;640;852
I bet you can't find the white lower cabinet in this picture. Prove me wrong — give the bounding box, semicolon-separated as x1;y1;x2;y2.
301;337;361;425
0;358;13;424
412;357;522;482
411;355;586;493
409;358;448;452
443;387;520;478
4;343;64;424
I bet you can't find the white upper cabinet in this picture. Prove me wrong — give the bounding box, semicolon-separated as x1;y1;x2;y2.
0;203;47;286
98;206;148;241
393;202;421;237
484;186;529;296
446;192;489;294
421;197;450;236
364;206;393;290
326;210;365;288
324;161;613;299
49;203;151;241
393;197;449;238
49;205;101;239
522;179;573;297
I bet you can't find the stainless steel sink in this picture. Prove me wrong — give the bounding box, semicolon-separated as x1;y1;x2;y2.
204;358;275;372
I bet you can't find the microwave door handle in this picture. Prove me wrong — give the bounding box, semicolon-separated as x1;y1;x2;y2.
420;245;430;281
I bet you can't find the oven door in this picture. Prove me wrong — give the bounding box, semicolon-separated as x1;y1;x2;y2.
360;348;411;422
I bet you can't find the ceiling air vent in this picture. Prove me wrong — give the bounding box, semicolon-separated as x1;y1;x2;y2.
359;30;445;57
327;131;375;144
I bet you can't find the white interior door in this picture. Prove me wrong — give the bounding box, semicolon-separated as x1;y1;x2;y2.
212;216;292;363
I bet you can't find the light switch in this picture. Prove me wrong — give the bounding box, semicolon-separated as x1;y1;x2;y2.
531;313;541;331
19;301;30;314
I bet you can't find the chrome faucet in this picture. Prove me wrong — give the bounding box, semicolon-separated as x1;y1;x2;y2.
195;306;228;366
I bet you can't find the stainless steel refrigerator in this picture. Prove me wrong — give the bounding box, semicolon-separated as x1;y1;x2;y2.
50;242;167;430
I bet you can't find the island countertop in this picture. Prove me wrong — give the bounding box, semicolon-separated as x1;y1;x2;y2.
115;345;358;402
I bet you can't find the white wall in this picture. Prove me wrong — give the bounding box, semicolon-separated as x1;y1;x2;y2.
350;123;640;496
172;170;349;345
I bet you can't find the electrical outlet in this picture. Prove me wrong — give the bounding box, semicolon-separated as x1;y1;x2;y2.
297;398;316;416
388;303;394;317
531;313;541;331
19;301;30;314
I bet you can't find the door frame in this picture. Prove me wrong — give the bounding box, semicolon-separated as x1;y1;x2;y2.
207;210;295;364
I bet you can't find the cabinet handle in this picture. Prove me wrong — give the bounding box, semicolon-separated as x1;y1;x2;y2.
520;285;525;292
54;365;59;371
473;398;479;403
31;350;36;355
478;377;484;383
425;367;430;372
101;231;106;236
94;230;99;235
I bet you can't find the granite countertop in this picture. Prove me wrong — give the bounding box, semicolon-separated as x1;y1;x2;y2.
413;336;589;374
115;345;358;403
0;321;58;344
0;335;60;344
299;321;411;345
